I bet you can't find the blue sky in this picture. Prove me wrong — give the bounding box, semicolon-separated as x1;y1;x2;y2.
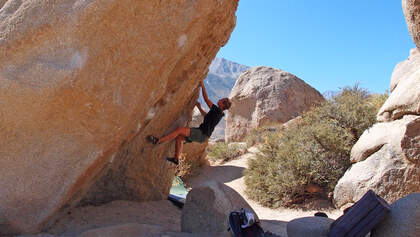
217;0;415;93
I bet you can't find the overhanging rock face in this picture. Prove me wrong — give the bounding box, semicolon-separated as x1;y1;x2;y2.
0;0;238;234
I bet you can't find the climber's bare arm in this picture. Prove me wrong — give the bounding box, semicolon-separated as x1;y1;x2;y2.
196;101;207;116
200;80;213;108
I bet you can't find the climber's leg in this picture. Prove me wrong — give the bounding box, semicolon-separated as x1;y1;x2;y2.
157;127;190;144
165;135;185;165
175;135;184;160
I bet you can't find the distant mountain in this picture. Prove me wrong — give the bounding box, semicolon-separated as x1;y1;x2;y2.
198;58;249;140
208;57;249;79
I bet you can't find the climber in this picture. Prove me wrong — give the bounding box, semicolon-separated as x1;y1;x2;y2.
147;80;232;165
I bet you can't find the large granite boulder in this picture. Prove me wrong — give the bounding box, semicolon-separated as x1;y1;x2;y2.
334;115;420;208
372;193;420;237
351;115;420;164
0;0;238;234
389;48;420;92
181;181;258;236
225;66;324;142
287;217;335;237
377;48;420;122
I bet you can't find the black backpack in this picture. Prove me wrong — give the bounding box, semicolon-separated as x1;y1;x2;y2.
228;208;265;237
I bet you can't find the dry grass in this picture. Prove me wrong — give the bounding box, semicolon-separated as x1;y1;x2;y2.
207;142;247;163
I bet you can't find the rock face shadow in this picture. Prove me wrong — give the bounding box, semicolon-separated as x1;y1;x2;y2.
181;181;260;236
186;165;245;188
47;200;181;236
260;219;288;237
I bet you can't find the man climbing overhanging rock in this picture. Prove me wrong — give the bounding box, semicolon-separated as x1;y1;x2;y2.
148;80;231;165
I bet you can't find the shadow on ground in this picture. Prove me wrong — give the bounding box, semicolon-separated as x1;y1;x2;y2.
288;197;336;211
186;165;245;188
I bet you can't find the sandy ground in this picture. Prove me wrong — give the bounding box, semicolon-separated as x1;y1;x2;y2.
187;148;342;237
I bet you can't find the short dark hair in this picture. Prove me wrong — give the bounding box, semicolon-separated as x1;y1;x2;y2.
221;98;232;110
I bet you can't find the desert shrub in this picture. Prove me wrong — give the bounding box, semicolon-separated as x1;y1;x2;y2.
207;142;245;163
367;91;389;111
245;127;269;148
245;123;283;148
244;85;388;208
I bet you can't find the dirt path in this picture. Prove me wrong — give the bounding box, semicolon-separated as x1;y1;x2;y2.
187;148;342;237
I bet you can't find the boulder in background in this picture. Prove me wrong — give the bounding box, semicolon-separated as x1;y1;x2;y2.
225;66;324;142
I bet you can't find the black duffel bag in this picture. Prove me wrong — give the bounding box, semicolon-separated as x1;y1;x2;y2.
328;190;391;237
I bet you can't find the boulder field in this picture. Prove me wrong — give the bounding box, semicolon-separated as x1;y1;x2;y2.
0;0;238;234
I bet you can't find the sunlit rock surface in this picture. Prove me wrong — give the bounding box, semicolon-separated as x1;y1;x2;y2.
225;66;324;142
334;47;420;208
0;0;238;234
377;48;420;122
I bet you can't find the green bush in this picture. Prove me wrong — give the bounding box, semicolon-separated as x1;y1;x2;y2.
244;85;388;208
367;91;389;111
207;142;245;163
245;123;283;148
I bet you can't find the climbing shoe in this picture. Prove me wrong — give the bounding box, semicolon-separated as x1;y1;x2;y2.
147;135;159;145
166;157;179;165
